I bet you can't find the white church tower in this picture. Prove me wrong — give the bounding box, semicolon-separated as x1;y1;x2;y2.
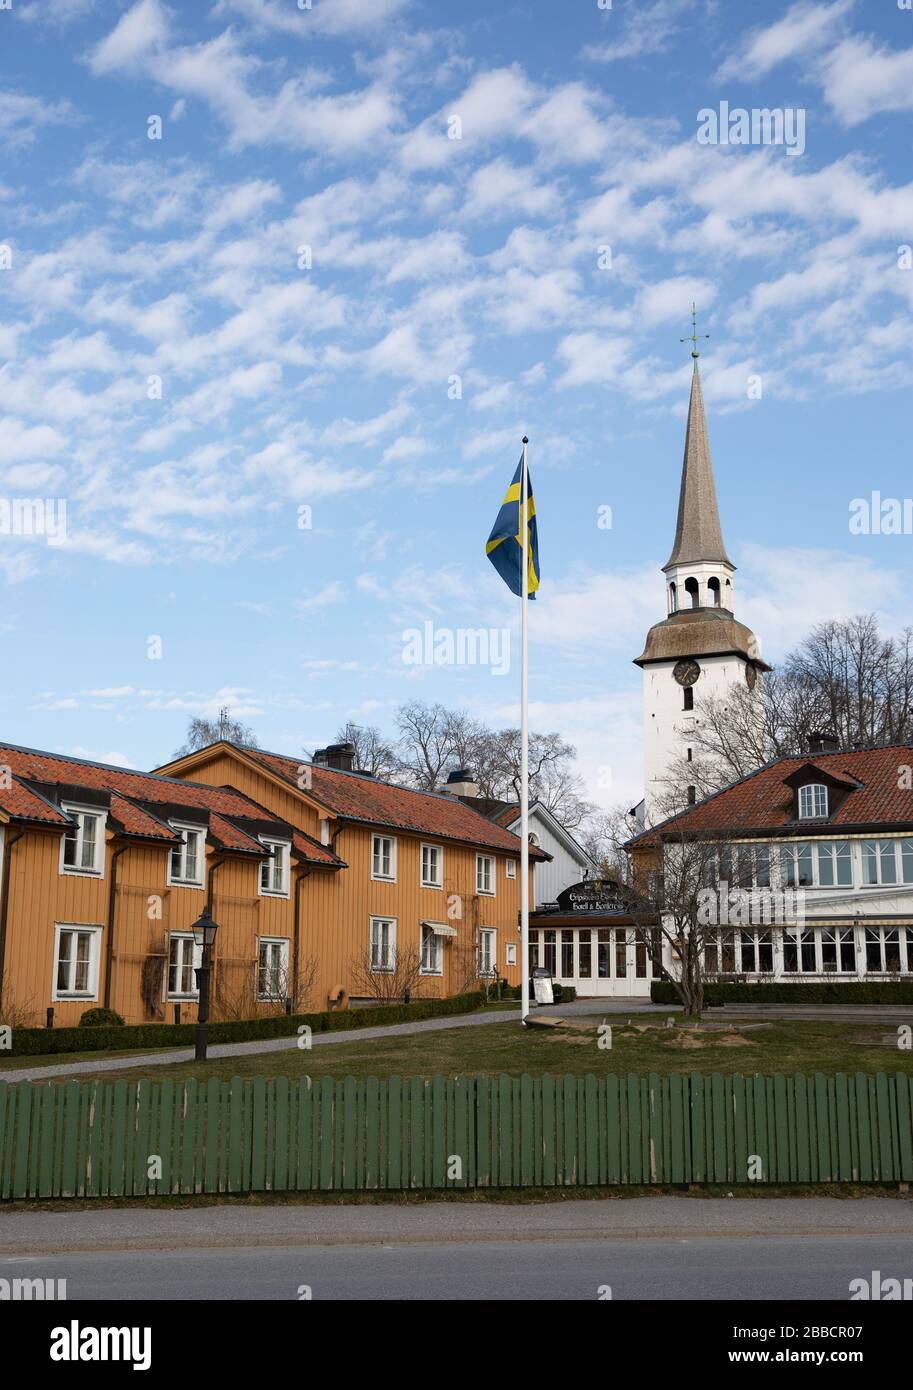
634;315;768;826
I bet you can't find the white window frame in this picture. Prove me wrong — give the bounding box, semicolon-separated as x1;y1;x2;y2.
259;837;291;897
420;842;443;889
370;916;397;973
506;859;516;879
371;833;397;882
798;783;828;819
166;932;202;1001
476;853;495;896
257;936;290;1001
52;923;103;1001
861;839;899;886
479;927;497;977
506;942;517;967
59;803;105;878
167;821;205;888
420;923;443;976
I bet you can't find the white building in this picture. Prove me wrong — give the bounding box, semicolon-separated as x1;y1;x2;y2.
634;348;768;827
628;743;913;987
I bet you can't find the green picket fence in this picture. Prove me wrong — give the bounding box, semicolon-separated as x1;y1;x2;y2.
1;1072;912;1199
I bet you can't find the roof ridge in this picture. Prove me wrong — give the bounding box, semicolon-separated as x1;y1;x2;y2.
0;739;248;794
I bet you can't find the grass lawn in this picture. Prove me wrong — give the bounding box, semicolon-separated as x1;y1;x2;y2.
12;1014;912;1087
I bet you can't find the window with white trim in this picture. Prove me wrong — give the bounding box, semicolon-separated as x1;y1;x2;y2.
53;924;102;1000
371;834;396;881
420;842;443;888
779;843;814;888
798;783;828;819
862;840;898;886
479;927;496;977
783;927;817;973
60;805;104;876
506;859;516;879
167;933;201;999
865;926;906;973
259;838;290;896
816;842;852;887
258;937;290;1000
168;823;204;886
476;854;494;895
370;916;396;972
506;942;517;967
821;927;856;973
420;924;443;975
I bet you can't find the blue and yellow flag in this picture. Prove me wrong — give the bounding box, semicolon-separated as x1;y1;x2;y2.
485;453;540;599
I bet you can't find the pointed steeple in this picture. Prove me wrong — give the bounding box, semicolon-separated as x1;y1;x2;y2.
663;358;733;571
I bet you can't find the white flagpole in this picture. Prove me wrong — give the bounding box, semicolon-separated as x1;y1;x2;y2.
520;435;530;1024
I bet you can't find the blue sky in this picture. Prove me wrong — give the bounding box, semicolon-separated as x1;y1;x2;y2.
2;0;912;809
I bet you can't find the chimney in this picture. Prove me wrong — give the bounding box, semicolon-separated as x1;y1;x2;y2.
313;742;356;772
443;766;479;798
808;731;839;756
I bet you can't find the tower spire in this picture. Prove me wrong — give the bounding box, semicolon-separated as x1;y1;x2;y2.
664;308;732;570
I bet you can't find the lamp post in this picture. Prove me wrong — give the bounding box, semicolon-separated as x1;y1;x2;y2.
191;907;219;1062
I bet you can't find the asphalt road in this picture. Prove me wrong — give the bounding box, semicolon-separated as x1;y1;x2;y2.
4;1233;913;1301
2;1198;912;1300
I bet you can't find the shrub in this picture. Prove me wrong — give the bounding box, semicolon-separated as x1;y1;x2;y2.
79;1007;125;1028
8;990;487;1057
651;980;913;1006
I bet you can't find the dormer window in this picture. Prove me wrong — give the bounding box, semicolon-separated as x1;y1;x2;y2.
798;783;828;819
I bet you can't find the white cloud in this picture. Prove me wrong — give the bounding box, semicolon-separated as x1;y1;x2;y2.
295;582;345;612
585;0;694;64
820;34;913;125
717;0;854;81
89;0;170;75
18;0;97;24
555;333;630;389
0;417;67;463
213;0;411;35
0;91;78;147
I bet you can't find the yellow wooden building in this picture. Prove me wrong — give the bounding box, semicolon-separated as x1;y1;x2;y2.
0;739;541;1028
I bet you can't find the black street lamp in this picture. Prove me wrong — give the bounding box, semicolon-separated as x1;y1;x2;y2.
191;907;219;1062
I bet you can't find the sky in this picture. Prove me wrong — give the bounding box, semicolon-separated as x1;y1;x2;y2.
1;0;912;811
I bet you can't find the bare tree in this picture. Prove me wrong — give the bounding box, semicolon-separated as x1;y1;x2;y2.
334;720;399;780
175;713;259;757
472;727;596;828
347;945;424;1003
395;701;457;790
628;829;727;1015
579;804;636;881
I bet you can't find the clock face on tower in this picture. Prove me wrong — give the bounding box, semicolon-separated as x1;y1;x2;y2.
673;659;701;687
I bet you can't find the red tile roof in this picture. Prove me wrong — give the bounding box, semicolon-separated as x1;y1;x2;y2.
244;747;546;858
0;741;343;868
108;794;177;842
629;744;913;847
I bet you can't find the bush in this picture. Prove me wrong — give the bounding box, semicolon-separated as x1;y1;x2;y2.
79;1007;125;1028
551;983;577;1004
7;990;487;1057
651;980;913;1006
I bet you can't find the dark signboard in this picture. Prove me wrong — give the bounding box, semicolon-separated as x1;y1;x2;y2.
555;878;630;915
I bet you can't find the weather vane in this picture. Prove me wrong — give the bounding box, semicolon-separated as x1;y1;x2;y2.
680;302;709;359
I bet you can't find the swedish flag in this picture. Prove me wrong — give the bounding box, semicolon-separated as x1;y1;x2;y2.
485;453;540;599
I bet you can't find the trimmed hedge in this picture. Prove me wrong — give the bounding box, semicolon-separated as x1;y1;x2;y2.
5;989;486;1057
651;980;913;1006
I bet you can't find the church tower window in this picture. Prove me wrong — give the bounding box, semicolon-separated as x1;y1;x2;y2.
684;576;700;608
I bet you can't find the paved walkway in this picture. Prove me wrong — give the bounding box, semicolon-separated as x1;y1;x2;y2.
1;998;675;1084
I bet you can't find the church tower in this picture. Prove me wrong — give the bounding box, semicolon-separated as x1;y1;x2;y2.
634;316;768;826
